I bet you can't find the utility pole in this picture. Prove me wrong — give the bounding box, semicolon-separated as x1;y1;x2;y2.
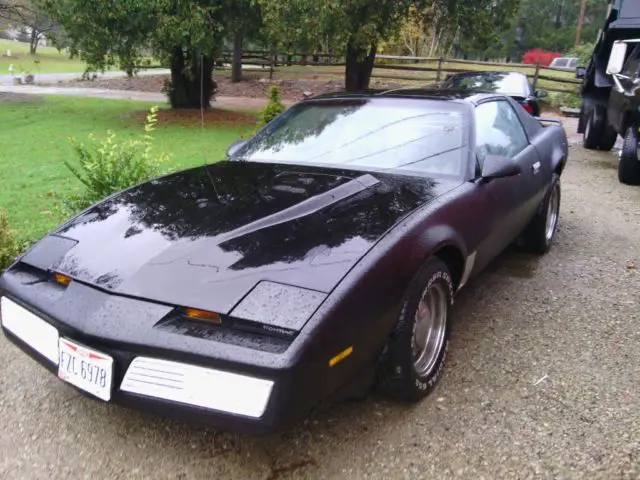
575;0;588;46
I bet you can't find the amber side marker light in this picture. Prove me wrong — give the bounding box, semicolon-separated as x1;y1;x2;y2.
329;346;353;367
53;272;72;286
184;308;221;323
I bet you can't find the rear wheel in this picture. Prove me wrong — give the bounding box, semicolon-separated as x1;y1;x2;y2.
597;124;618;151
522;174;561;254
376;256;453;401
618;125;640;185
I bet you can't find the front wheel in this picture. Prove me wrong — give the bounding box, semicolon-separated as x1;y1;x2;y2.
376;256;453;402
618;125;640;185
583;108;602;150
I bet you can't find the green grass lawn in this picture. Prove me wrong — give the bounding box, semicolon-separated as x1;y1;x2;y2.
0;95;256;244
0;39;88;75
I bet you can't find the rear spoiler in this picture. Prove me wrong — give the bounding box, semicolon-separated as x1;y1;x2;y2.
535;117;563;126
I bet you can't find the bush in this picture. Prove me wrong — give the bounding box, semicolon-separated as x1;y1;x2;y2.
162;76;218;109
0;210;20;271
547;91;581;109
256;86;286;131
522;48;562;67
566;42;595;66
61;106;170;215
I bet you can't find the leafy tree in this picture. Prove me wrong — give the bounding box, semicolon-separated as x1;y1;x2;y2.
512;0;608;54
151;1;224;109
446;0;519;57
255;0;325;61
42;0;229;108
225;0;264;83
257;0;520;90
566;41;595;65
0;0;57;54
40;0;159;75
257;0;415;91
390;5;431;57
460;0;609;61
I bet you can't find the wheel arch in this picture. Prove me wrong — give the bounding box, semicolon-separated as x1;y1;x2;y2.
416;224;469;292
433;245;466;291
544;124;569;177
621;110;640;134
551;144;568;177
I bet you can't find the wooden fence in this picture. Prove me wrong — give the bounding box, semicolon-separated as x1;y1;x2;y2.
374;55;582;94
211;51;583;95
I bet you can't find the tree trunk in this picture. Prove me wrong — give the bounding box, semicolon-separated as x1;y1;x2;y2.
166;46;216;109
29;29;39;55
231;32;243;83
345;42;377;91
554;0;563;28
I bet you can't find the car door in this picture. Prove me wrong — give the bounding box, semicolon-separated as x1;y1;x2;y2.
470;100;542;266
608;44;640;133
493;99;547;228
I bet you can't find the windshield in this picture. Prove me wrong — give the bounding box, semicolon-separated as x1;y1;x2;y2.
445;72;528;96
231;98;468;177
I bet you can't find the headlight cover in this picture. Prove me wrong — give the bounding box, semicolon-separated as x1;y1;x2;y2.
230;281;327;332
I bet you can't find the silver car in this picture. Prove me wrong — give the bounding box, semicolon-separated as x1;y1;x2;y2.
549;57;579;70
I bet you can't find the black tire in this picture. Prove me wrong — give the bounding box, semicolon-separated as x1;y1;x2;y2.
582;107;604;150
522;174;561;254
597;124;618;151
376;256;453;402
618;125;640;185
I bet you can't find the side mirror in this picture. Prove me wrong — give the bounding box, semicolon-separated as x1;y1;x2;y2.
607;41;628;75
575;66;586;79
226;139;247;157
535;89;548;98
481;155;522;180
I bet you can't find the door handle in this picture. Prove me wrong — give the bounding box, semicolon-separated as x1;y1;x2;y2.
532;161;541;175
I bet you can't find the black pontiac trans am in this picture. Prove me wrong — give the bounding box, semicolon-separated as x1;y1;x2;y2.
0;88;568;434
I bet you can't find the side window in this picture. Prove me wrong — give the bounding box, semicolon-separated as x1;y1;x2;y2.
622;45;640;77
474;101;529;172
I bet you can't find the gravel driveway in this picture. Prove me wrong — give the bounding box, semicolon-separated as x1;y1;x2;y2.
1;126;639;480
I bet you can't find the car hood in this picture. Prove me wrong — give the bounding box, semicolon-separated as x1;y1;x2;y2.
21;161;461;314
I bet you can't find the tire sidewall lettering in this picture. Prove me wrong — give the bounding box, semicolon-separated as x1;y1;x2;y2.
412;269;453;389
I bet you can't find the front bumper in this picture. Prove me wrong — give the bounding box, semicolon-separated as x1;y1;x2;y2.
0;295;311;435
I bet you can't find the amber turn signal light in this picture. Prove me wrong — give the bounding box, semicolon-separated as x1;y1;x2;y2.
184;308;221;323
53;272;72;286
329;346;353;367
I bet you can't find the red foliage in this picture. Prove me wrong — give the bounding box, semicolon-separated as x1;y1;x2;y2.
521;48;562;67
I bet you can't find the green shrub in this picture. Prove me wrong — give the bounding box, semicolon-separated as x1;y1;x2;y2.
61;106;170;215
566;42;595;66
0;210;20;271
256;86;286;131
547;91;581;109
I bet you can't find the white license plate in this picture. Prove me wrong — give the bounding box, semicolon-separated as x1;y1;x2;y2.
57;338;114;401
